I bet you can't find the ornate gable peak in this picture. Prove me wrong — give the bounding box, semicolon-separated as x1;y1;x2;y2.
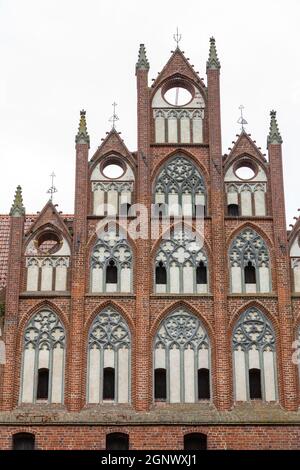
10;185;25;217
267;110;283;145
225;130;267;165
136;43;150;72
206;37;221;70
75;109;90;147
151;47;205;90
90;128;134;166
25;200;71;240
288;213;300;243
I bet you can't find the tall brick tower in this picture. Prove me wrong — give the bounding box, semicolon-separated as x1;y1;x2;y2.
0;38;300;450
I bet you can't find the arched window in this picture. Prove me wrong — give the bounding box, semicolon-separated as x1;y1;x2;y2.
12;433;35;450
87;306;131;404
290;234;300;292
154;155;206;217
90;229;132;293
228;203;239;217
155;229;208;294
154;308;210;403
20;309;65;404
229;228;271;293
154;368;167;400
37;368;49;400
106;433;129;450
232;307;277;402
197;368;210;400
184;433;207;450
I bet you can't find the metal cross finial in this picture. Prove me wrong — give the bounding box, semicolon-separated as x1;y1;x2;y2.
237;104;248;132
173;27;182;47
109;102;119;129
47;172;57;202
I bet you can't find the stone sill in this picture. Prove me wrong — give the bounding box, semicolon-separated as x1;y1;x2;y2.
291;294;300;298
228;293;277;298
20;292;71;298
150;143;209;148
150;293;213;299
85;293;136;298
225;216;273;221
87;215;137;220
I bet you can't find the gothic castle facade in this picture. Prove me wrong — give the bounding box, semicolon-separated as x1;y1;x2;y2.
0;38;300;450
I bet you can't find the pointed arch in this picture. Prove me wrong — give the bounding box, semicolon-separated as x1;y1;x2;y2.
152;304;212;403
232;305;278;402
86;304;131;404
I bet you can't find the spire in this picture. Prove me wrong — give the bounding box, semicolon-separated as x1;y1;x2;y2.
75;109;90;147
206;37;221;70
268;110;283;145
10;185;25;217
136;44;150;72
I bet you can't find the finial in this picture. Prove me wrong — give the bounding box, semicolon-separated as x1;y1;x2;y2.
47;172;58;202
268;110;283;145
237;105;248;132
173;27;182;48
206;37;221;70
10;185;25;217
75;109;90;147
136;44;150;71
109;102;119;130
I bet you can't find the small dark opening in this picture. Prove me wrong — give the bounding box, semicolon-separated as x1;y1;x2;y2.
106;433;129;450
156;262;167;285
198;368;210;399
184;433;207;450
228;204;239;217
196;262;207;284
154;368;167;400
249;368;262;399
244;261;256;284
106;260;117;284
12;433;35;450
120;203;131;217
154;203;167;217
103;367;115;400
37;368;49;400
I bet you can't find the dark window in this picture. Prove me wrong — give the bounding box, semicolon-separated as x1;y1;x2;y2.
244;261;256;284
154;368;167;400
196;262;207;284
154;203;167;217
156;262;167;285
103;367;115;400
106;260;117;284
37;368;49;400
228;204;239;217
198;368;210;399
120;203;131;217
184;433;207;450
249;368;262;399
12;433;35;450
106;433;129;450
195;204;206;217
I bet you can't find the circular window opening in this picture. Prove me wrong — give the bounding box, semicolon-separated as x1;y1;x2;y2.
235;163;256;180
164;86;192;106
102;162;124;179
37;232;61;254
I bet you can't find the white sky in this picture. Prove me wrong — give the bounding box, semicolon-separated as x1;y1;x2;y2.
0;0;299;226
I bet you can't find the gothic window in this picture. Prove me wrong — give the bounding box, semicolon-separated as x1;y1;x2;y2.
229;228;271;293
184;433;207;450
20;309;65;404
90;229;132;293
153;308;210;403
155;229;208;294
106;433;129;450
87;306;131;404
290;235;300;292
228;203;239;217
12;433;35;450
232;307;277;402
154;368;167;400
25;230;70;292
154;155;206;217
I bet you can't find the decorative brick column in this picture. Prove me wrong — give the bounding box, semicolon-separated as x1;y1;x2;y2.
134;44;151;411
206;38;231;410
268;110;298;410
0;186;25;410
66;111;89;411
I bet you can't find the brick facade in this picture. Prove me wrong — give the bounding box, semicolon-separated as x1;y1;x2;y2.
0;39;300;450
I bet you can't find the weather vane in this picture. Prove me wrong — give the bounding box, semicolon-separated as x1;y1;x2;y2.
109;102;119;129
237;105;248;131
47;172;57;202
173;27;182;47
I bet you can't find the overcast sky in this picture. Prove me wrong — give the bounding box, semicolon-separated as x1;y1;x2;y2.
0;0;299;226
